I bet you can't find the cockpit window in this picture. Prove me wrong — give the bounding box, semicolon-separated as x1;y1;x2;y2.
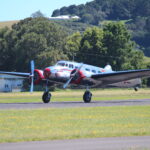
69;64;74;68
57;63;65;66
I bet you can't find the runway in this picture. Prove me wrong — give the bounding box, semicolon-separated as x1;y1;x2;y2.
0;99;150;109
1;136;150;150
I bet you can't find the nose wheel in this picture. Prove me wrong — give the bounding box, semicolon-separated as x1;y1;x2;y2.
42;92;51;103
83;91;92;103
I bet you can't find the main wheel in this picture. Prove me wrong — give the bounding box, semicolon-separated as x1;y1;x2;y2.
134;87;139;91
83;91;92;103
42;92;51;103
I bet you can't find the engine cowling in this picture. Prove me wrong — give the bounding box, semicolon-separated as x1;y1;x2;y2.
33;69;44;85
70;69;85;84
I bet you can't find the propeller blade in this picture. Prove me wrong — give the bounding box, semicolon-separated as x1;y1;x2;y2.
30;77;34;93
63;63;83;89
31;60;35;75
30;60;35;93
63;77;73;89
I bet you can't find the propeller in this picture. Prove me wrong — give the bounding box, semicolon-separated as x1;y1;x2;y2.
30;60;35;93
63;63;83;89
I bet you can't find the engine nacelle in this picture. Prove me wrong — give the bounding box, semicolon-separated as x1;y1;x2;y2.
33;69;44;84
70;69;85;84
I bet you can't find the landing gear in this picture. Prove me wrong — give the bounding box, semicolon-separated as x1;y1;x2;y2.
42;91;51;103
83;91;92;103
42;80;51;103
134;87;139;91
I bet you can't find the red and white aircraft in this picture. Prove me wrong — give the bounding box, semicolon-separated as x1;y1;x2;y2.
0;60;150;103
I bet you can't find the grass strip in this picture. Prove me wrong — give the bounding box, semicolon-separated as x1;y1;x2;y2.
0;88;150;103
0;105;150;143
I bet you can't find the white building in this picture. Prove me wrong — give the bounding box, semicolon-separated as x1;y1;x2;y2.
0;74;25;92
49;15;80;20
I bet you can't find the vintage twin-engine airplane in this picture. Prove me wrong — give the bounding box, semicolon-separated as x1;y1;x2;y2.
0;60;150;103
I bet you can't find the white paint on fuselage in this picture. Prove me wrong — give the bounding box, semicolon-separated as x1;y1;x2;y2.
47;60;113;79
45;60;141;88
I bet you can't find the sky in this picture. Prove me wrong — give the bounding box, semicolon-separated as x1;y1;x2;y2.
0;0;92;21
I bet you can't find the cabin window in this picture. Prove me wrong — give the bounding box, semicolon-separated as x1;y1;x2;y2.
65;64;68;67
57;63;65;66
98;71;101;73
69;64;74;68
75;66;78;69
85;68;90;72
92;70;96;73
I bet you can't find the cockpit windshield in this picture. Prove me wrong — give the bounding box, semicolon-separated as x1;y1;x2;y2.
57;62;65;66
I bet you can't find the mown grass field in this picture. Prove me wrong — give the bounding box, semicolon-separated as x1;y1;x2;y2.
0;20;19;28
0;88;150;103
0;106;150;143
0;89;150;143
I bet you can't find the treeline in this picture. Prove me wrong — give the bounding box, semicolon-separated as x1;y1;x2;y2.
0;17;146;73
52;0;150;25
52;0;150;57
127;16;150;56
0;18;68;72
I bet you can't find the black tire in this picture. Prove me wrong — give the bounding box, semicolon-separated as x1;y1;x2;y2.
83;91;92;103
42;92;51;103
134;87;139;91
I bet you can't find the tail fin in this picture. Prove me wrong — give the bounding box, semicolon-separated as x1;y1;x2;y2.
104;64;112;71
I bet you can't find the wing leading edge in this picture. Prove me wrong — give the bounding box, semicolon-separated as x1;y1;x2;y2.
91;69;150;86
0;71;30;77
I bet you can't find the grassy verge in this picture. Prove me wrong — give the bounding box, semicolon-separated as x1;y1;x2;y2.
0;88;150;103
0;105;150;143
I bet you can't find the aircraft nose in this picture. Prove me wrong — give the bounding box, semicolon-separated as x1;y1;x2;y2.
44;68;51;79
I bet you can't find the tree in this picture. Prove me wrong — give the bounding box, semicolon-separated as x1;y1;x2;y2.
31;10;45;18
14;32;47;71
77;27;106;66
146;17;150;32
37;48;68;68
64;32;82;61
0;18;68;71
81;14;94;24
0;27;18;71
103;22;144;70
74;22;144;70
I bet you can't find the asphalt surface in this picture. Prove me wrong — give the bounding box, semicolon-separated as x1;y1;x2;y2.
1;136;150;150
0;99;150;109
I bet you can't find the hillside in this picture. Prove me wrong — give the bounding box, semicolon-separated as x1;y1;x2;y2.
0;20;19;28
52;0;150;56
52;0;150;25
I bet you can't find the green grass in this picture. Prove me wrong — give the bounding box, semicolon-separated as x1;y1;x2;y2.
0;105;150;143
0;88;150;103
144;56;150;64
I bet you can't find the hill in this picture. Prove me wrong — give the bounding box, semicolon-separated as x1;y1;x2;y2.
51;20;94;34
52;0;150;56
0;20;19;29
0;19;93;35
52;0;150;25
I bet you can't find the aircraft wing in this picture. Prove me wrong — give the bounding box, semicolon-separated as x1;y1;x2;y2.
0;71;30;78
91;69;150;85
